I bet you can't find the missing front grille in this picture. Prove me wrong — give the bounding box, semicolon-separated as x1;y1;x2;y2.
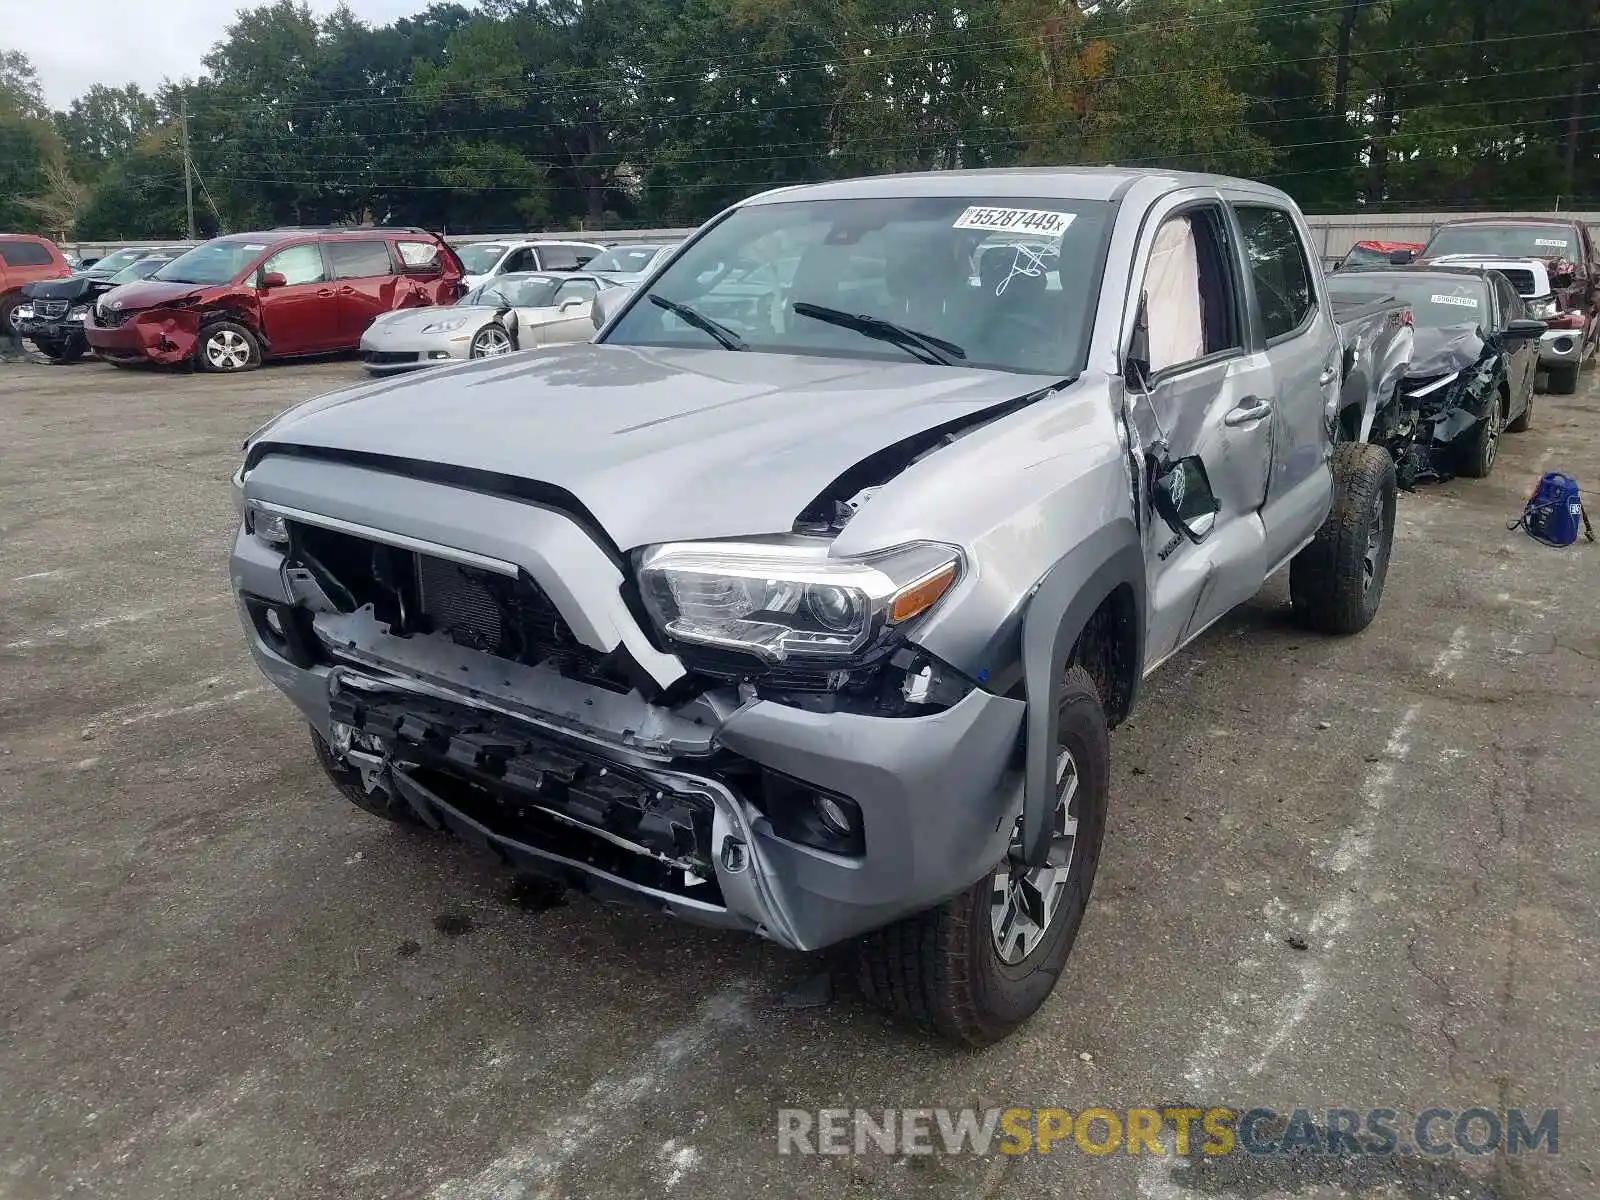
289;521;638;693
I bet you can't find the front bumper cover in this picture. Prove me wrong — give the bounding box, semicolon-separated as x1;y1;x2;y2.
1539;327;1585;367
85;309;200;365
232;523;1025;951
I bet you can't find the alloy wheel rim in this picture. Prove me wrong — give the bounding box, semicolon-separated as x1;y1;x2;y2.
206;330;249;369
475;328;511;356
990;748;1080;964
1362;502;1384;593
1485;403;1502;467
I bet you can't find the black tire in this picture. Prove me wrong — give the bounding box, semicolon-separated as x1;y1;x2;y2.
310;726;425;826
1506;389;1533;433
1290;442;1397;636
33;337;85;364
855;666;1110;1046
195;320;261;372
1456;392;1506;479
0;294;21;339
469;322;515;359
1546;362;1579;395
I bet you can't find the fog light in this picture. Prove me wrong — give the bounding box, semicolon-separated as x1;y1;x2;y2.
429;350;451;359
264;608;285;637
1555;336;1575;354
815;794;854;836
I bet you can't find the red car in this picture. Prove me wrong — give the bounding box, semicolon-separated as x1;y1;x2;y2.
1336;240;1424;270
85;227;464;371
0;234;73;338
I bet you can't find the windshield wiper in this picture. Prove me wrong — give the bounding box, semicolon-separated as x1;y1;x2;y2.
648;294;747;350
792;302;966;366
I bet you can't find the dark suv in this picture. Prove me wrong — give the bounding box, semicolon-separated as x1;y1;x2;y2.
1420;217;1598;393
85;227;464;371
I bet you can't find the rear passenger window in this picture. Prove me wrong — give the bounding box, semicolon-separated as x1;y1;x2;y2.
262;244;327;286
1234;205;1316;341
0;240;54;267
325;240;395;280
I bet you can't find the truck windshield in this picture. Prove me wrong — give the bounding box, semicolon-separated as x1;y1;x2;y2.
152;239;269;285
1424;224;1578;260
1330;275;1490;328
602;195;1114;375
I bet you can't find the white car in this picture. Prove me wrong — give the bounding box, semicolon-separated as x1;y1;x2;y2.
453;239;606;292
360;272;615;373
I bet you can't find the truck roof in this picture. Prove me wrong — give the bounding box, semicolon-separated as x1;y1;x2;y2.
740;166;1296;207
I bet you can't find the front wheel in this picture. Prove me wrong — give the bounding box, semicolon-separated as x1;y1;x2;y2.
856;666;1110;1046
469;323;514;358
310;727;426;826
33;336;84;363
1546;362;1579;395
1457;394;1505;479
196;320;261;372
1290;442;1398;635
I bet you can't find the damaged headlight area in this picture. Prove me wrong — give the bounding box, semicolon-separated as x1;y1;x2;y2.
638;540;958;665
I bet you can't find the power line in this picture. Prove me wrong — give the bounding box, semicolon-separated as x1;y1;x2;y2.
184;24;1587;121
192;0;1372;109
205;110;1600;194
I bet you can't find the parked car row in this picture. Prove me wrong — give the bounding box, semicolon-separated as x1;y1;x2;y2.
1327;215;1596;484
2;228;684;374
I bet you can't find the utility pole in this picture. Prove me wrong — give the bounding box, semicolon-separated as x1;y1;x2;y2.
180;97;196;240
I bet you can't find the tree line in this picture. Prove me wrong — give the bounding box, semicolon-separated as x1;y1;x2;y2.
2;0;1596;241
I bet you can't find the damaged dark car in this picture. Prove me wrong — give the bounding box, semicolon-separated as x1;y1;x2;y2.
1326;267;1544;482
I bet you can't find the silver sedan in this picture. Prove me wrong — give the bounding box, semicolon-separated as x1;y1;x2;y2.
360;272;614;373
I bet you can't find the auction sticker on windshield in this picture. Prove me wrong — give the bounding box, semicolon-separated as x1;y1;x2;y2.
954;207;1075;235
1430;293;1479;308
1534;238;1570;248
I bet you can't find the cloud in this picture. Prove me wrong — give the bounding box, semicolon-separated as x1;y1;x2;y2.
11;0;449;109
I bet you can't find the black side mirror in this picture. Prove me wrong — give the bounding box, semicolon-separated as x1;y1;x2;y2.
1151;455;1221;544
1503;317;1548;341
1389;249;1416;265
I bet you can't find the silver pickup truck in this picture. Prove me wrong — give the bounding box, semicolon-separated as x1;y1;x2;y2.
231;169;1404;1045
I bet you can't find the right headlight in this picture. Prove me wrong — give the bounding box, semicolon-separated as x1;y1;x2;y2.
637;540;961;665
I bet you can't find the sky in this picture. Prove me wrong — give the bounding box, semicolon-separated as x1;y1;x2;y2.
4;0;445;109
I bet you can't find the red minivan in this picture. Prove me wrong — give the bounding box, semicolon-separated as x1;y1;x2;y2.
85;227;464;371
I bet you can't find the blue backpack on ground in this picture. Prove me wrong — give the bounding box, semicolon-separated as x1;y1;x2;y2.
1509;472;1595;547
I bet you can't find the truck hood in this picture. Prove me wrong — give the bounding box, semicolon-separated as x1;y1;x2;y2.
96;279;208;313
250;342;1062;548
1409;324;1486;378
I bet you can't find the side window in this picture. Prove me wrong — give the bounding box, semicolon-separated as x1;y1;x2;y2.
556;278;598;305
502;247;538;273
325;239;395;280
1497;276;1524;323
262;244;327;286
0;239;54;267
395;240;441;272
538;245;580;271
1141;207;1242;374
1234;205;1316;341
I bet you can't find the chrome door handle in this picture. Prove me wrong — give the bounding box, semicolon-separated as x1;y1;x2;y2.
1224;396;1273;427
1318;366;1338;385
